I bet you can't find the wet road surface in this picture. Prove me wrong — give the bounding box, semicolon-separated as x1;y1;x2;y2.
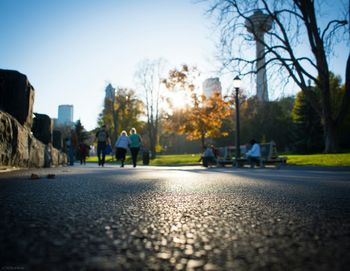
1;164;350;270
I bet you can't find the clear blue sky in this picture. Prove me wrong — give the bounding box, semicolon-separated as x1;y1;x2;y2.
0;0;348;130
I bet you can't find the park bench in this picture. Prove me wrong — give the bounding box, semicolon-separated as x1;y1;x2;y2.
233;141;287;168
216;145;247;167
217;141;287;168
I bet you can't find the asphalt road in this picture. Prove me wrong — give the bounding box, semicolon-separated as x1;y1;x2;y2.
0;164;350;271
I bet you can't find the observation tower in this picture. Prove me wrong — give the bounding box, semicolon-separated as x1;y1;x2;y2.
245;10;273;101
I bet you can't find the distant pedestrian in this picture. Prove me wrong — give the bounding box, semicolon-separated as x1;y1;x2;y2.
64;137;71;166
115;130;131;167
129;128;142;168
78;142;89;165
67;130;77;166
95;125;110;167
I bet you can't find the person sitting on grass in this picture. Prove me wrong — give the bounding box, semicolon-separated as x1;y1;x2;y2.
246;139;261;168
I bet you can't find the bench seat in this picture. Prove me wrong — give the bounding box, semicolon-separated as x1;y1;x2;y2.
217;141;287;169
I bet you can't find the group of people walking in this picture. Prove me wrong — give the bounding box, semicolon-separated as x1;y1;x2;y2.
95;125;142;168
115;128;142;167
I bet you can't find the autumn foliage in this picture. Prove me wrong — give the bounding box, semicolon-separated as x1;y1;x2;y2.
163;65;231;147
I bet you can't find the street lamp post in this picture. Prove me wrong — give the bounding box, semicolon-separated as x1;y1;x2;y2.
233;76;241;165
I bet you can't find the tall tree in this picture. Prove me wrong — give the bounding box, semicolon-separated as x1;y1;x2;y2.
74;119;90;143
99;86;143;144
163;65;231;148
115;88;144;136
208;0;349;152
134;59;167;158
292;91;323;153
292;72;350;152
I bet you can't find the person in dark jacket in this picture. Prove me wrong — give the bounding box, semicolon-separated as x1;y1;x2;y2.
95;125;110;167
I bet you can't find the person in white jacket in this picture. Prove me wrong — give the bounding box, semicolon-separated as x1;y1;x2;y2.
115;130;131;167
246;139;261;168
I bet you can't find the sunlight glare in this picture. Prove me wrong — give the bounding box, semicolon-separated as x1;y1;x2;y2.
164;90;191;111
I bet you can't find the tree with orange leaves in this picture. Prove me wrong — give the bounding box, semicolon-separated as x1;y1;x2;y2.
163;65;231;148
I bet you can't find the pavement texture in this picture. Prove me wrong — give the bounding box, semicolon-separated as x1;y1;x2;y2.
0;164;350;271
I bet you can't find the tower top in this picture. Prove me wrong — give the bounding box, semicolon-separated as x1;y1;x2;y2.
245;9;273;34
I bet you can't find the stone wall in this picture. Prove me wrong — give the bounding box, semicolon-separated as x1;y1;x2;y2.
0;69;67;168
52;130;62;150
1;110;67;168
32;113;53;145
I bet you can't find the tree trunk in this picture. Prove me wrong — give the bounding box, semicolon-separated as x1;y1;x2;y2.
150;132;157;159
152;122;158;159
150;143;156;159
201;134;205;149
148;122;157;159
319;74;339;153
323;117;338;153
336;53;350;128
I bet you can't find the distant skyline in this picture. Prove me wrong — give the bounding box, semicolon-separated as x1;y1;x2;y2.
0;0;348;130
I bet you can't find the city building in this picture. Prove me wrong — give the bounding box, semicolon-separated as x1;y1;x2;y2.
57;104;74;127
105;83;115;101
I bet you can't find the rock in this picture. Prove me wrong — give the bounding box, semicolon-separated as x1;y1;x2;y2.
32;113;53;144
0;111;31;167
50;145;67;166
0;69;35;129
30;173;40;180
187;259;205;269
53;130;62;150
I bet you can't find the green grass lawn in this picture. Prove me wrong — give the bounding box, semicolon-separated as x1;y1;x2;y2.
86;155;129;164
285;153;350;166
86;154;201;166
149;154;200;166
85;153;350;166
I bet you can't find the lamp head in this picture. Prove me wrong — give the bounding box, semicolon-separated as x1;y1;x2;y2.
233;76;241;89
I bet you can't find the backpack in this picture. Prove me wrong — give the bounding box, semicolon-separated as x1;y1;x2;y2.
97;130;107;142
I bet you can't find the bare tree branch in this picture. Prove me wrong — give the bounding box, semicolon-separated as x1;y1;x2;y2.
321;19;348;41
